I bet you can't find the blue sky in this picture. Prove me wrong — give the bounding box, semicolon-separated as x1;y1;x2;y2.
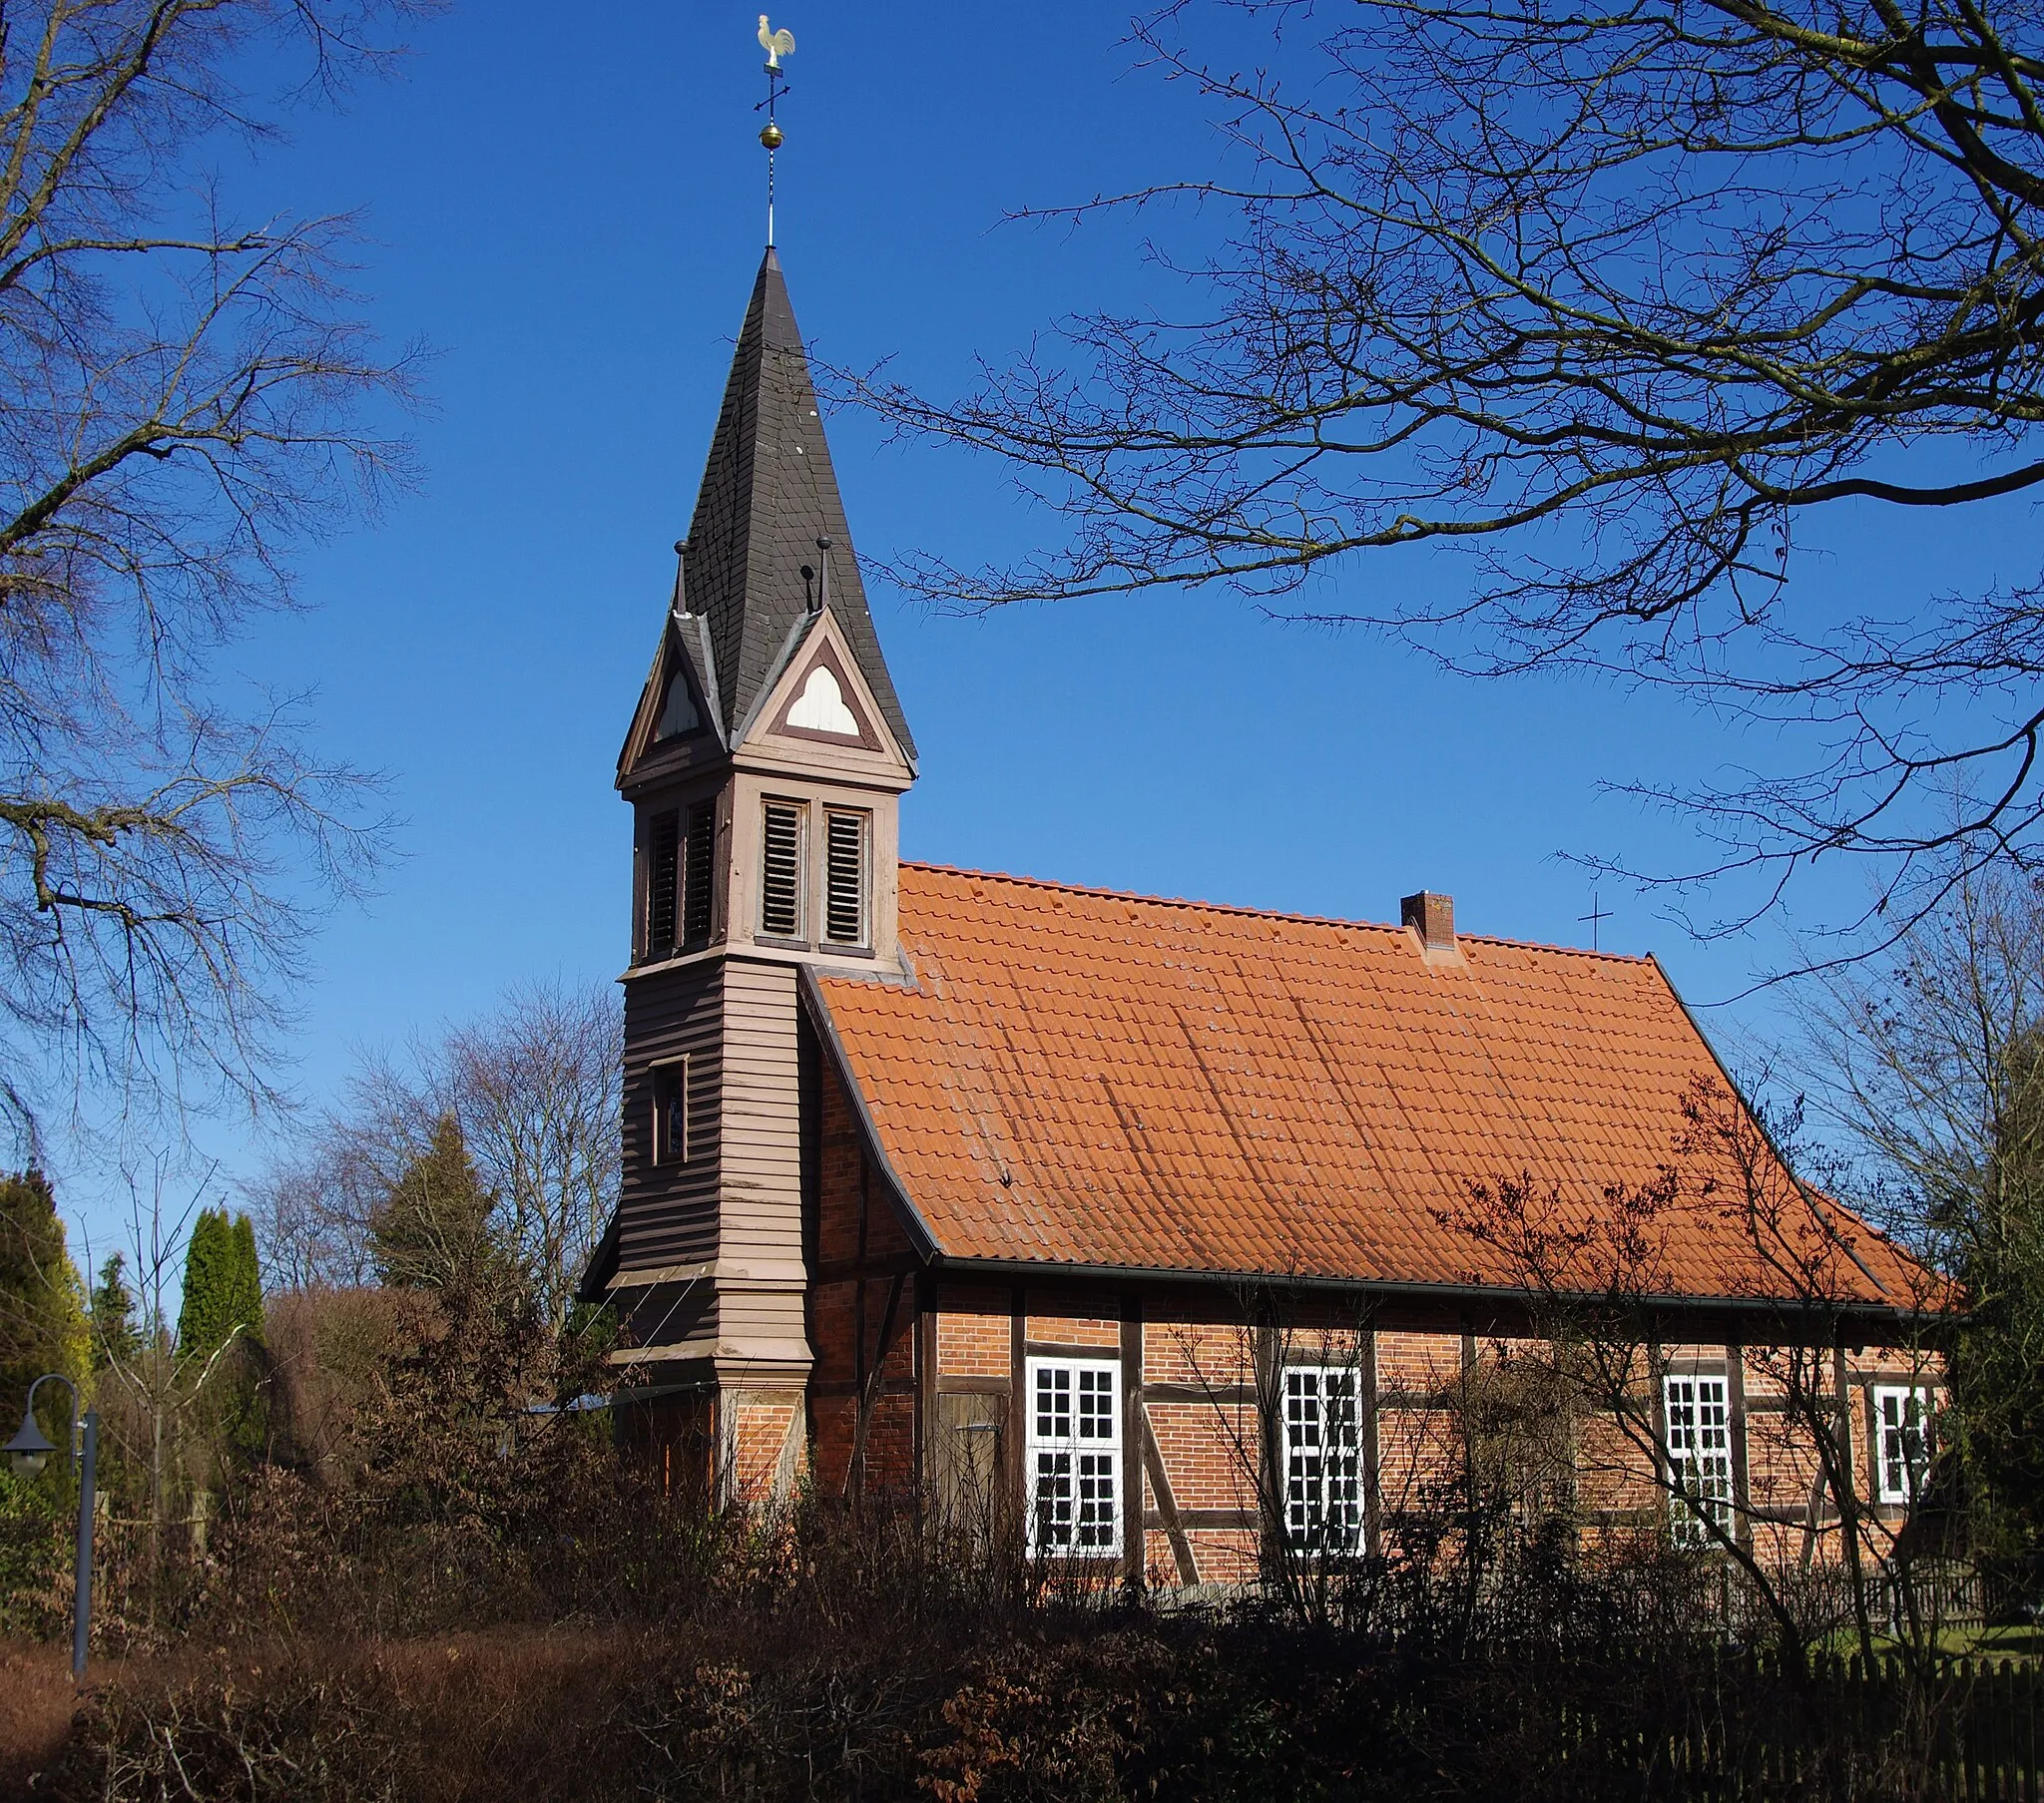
51;2;2036;1253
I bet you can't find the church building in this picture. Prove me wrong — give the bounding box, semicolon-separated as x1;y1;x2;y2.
580;250;1935;1586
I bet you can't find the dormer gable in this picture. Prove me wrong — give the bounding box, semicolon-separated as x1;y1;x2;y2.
618;604;724;789
779;652;872;747
737;606;913;787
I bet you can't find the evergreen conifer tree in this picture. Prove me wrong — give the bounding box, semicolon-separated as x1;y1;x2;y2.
370;1115;502;1293
0;1169;90;1445
178;1208;262;1361
90;1253;141;1371
229;1215;262;1347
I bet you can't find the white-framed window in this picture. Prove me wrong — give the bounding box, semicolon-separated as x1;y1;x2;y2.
1872;1384;1935;1506
1664;1373;1735;1547
1282;1365;1364;1554
1025;1357;1120;1557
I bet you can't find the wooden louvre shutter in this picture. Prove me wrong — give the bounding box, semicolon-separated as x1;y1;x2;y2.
760;801;803;938
646;809;681;957
682;803;716;944
823;810;866;946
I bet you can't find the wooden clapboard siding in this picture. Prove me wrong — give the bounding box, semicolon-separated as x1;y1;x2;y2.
620;961;725;1270
718;956;809;1351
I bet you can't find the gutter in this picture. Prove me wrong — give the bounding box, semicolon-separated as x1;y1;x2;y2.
913;1252;1924;1333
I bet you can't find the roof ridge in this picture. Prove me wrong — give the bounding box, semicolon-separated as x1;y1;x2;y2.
897;859;1653;963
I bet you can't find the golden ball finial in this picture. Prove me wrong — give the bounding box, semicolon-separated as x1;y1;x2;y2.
760;120;783;151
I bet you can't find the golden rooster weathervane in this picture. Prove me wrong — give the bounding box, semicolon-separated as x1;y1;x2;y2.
756;16;795;246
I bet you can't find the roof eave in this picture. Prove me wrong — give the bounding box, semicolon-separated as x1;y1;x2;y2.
797;965;942;1265
918;1251;1930;1333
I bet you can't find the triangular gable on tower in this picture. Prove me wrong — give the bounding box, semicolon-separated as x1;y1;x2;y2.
618;606;724;778
679;247;915;768
739;605;914;782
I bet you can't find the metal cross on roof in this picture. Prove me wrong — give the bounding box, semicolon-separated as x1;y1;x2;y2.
1578;890;1611;952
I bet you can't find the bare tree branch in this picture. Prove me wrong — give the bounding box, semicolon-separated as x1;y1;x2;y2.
0;0;431;1141
847;0;2044;945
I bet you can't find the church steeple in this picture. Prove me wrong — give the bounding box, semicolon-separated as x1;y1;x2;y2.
599;250;919;1480
679;247;914;763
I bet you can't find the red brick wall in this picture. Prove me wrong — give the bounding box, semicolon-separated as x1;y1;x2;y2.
937;1285;1011;1375
808;1057;919;1498
728;1390;805;1506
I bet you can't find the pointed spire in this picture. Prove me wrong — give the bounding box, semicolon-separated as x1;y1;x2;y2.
680;248;915;761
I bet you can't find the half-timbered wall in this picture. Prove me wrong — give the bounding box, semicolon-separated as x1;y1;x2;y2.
806;1053;917;1495
836;1292;1941;1587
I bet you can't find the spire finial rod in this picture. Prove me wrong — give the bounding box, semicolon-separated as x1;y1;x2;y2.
755;17;796;246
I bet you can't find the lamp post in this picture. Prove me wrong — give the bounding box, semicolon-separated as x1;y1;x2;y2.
5;1374;98;1681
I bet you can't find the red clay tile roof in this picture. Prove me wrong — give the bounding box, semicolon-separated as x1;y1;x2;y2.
812;864;1924;1308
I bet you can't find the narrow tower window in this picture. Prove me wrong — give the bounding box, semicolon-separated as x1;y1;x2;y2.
823;809;868;947
646;809;680;958
760;800;804;939
682;802;716;944
651;1060;688;1166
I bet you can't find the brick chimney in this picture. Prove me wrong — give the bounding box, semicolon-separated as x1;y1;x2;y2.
1401;890;1456;953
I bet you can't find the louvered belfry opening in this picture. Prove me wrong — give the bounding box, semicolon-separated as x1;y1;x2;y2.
823;810;867;947
646;809;681;956
761;801;804;938
683;803;716;944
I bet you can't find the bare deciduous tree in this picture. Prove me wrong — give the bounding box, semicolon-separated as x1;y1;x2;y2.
856;0;2044;939
1450;1080;1950;1674
442;981;622;1327
0;0;425;1143
250;979;622;1326
1796;865;2044;1592
85;1159;255;1621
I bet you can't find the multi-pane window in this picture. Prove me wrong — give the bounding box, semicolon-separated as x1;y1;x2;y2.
823;809;868;947
651;1061;688;1167
1873;1384;1935;1506
1026;1358;1120;1556
1283;1366;1364;1554
760;800;805;939
1664;1374;1735;1547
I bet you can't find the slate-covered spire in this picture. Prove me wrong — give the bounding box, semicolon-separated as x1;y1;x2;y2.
681;248;915;761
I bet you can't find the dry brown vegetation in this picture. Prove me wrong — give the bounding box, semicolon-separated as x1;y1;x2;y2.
4;1445;2030;1803
2;1538;2024;1803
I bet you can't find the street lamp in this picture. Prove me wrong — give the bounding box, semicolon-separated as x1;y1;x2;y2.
5;1374;98;1681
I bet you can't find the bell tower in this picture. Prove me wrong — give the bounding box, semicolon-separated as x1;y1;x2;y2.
597;248;917;1501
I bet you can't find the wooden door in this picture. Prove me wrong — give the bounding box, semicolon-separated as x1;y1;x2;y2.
935;1390;1006;1550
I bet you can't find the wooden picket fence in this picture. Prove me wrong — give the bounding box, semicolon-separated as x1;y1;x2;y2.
1640;1651;2043;1801
1933;1660;2044;1803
